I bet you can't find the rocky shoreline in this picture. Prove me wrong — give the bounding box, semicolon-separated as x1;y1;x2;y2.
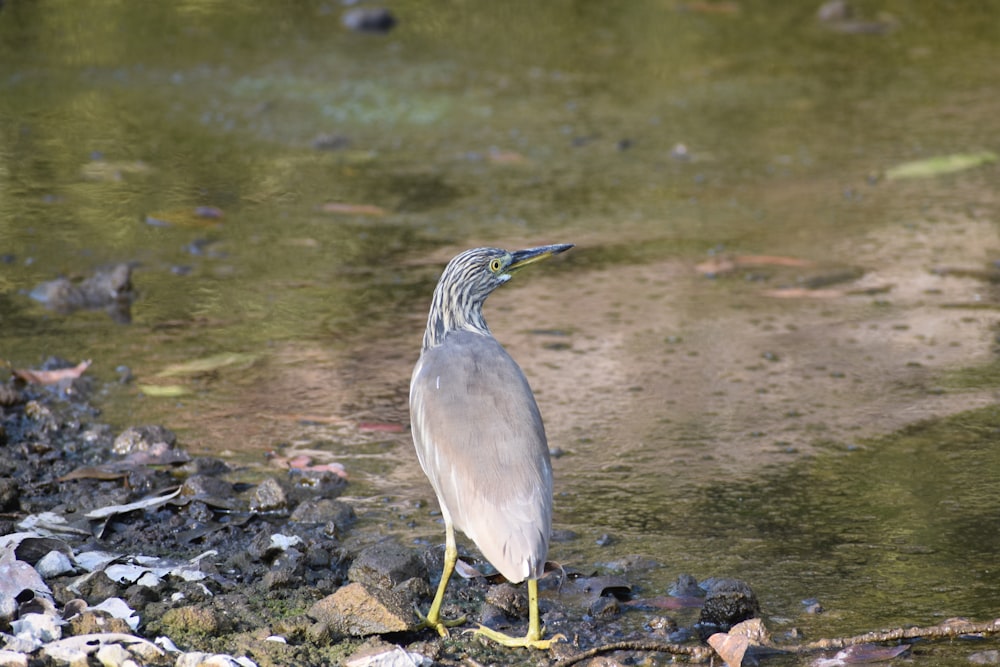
0;360;756;667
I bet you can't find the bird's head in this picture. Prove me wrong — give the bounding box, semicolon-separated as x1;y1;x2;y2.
423;243;573;349
440;244;574;302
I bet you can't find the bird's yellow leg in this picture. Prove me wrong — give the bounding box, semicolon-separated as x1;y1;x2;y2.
416;520;467;636
470;578;566;649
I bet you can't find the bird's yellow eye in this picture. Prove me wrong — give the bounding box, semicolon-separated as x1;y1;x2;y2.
489;258;503;272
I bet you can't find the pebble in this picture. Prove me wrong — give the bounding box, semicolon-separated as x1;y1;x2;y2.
112;425;176;455
35;550;74;578
342;7;397;33
94;643;131;667
0;650;28;667
249;478;287;512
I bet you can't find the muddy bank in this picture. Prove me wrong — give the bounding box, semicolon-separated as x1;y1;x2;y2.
0;364;765;667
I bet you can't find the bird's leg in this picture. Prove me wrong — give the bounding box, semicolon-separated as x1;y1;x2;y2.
470;578;565;649
416;520;466;636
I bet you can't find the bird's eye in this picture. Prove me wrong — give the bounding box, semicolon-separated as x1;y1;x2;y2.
489;258;503;272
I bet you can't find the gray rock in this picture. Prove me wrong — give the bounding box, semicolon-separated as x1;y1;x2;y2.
309;582;414;637
290;498;355;528
35;550;74;578
112;425;176;455
348;543;425;590
249;478;287;512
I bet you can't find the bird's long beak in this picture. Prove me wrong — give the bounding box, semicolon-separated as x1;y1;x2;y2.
508;244;574;273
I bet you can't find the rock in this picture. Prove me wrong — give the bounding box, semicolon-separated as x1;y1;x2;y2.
969;650;1000;665
112;425;176;455
697;578;761;638
484;583;527;618
588;595;620;620
94;643;131;667
288;468;347;500
668;573;704;597
160;605;230;637
10;612;62;644
345;644;432;667
249;478;287;512
30;264;135;323
0;649;28;667
248;533;303;563
342;8;397;34
66;611;133;636
291;498;355;528
0;557;53;624
180;474;234;498
36;550;74;578
309;583;414;637
176;654;251;667
348;543;425;590
0;478;18;510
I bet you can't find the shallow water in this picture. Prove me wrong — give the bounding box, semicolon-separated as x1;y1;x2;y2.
2;1;999;656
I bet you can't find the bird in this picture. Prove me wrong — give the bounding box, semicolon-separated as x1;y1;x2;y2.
409;243;573;649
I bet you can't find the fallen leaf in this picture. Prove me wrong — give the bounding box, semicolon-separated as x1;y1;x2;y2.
155;352;258;377
85;487;182;520
319;202;387;216
885;151;997;180
709;632;750;667
58;467;131;482
138;384;192;397
13;360;91;385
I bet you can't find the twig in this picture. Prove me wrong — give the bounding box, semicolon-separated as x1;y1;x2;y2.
795;618;1000;653
550;618;1000;667
551;640;714;667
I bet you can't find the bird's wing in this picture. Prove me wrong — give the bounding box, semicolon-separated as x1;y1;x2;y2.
410;331;552;583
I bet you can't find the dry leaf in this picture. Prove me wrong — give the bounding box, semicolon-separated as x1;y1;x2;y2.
885;151;996;180
138;384;192;397
708;631;750;667
85;487;182;520
13;360;91;385
155;352;257;377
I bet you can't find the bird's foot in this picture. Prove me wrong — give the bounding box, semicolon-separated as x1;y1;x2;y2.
414;608;467;638
466;624;566;650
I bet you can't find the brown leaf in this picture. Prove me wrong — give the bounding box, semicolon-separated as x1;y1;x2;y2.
319;202;387;216
13;360;92;385
58;467;130;482
708;631;750;667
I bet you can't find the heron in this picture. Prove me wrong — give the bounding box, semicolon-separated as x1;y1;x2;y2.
409;243;573;649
